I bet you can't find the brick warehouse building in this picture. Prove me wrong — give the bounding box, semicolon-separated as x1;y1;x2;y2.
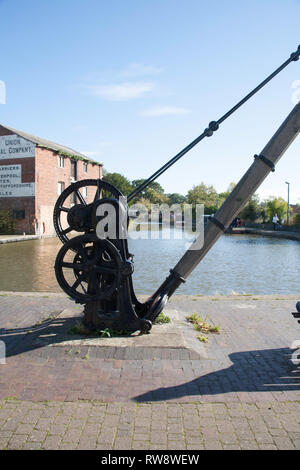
0;124;102;235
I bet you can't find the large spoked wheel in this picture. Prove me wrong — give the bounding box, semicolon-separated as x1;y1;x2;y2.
54;234;122;303
53;179;122;246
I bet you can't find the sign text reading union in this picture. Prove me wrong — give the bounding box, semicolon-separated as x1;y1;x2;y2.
0;134;36;159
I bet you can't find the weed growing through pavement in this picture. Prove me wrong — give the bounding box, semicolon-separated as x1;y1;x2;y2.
186;313;220;343
154;312;171;324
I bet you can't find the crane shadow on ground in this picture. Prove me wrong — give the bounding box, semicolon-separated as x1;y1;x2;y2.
0;313;85;357
134;347;300;401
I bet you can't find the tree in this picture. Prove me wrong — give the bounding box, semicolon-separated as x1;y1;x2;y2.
265;196;287;222
217;182;236;207
187;182;218;213
103;172;133;196
292;213;300;226
167;193;187;204
239;194;262;222
131;179;166;202
146;188;170;205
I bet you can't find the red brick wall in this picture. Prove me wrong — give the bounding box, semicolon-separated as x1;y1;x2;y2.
0;124;102;236
35;147;102;235
0;127;36;234
0;198;35;234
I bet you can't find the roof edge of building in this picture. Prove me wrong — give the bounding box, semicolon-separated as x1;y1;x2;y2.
0;124;103;166
37;144;103;166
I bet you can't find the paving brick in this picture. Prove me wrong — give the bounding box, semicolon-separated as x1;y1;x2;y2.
204;439;223;450
273;436;295;449
150;431;167;444
42;435;62;450
15;423;34;434
258;443;278;450
62;428;82;443
35;417;55;430
113;438;132;450
98;430;116;445
28;429;47;442
48;423;68;435
0;437;9;449
168;441;186;449
0;294;300;451
132;441;150;450
77;438;97;450
21;411;43;424
6;434;28;450
22;442;42;450
240;440;259;450
1;418;20;432
59;442;77;450
223;444;241;450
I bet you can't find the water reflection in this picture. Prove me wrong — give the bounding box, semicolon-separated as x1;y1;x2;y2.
0;228;299;295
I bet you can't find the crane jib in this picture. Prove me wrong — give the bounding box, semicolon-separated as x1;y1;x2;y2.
128;45;300;203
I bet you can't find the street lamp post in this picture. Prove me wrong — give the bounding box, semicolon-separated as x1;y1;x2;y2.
285;182;290;225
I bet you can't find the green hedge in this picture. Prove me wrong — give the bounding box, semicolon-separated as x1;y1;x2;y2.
292;213;300;226
0;210;15;234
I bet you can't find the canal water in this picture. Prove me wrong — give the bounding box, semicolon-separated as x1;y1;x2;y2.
0;228;299;295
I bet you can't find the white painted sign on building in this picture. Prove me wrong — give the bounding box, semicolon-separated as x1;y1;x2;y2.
0;134;36;160
0;165;35;197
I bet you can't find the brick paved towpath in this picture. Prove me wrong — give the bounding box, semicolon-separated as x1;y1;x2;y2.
0;292;299;450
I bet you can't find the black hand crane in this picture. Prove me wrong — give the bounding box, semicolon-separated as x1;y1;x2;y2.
53;46;300;333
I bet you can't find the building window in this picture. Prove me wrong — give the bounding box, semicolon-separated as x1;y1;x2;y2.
71;160;77;180
82;186;88;198
58;155;64;168
83;162;88;173
58;181;65;195
13;210;25;219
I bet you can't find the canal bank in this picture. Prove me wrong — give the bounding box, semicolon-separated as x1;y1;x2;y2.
241;228;300;242
0;291;299;450
0;234;44;244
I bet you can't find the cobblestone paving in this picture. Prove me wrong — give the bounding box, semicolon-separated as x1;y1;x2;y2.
0;293;299;449
0;400;300;450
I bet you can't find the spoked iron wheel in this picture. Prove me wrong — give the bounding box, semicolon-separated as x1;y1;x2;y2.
54;234;122;303
53;179;122;246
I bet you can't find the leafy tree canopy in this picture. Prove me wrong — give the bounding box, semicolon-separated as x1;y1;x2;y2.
264;196;287;222
167;193;187;205
187;182;217;207
103;172;133;196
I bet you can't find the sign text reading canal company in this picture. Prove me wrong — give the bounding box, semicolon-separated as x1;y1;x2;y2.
0;134;36;159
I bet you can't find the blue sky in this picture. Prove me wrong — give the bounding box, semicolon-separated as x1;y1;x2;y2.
1;0;300;203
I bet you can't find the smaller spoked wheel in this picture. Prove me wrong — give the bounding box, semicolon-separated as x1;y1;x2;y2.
54;234;122;303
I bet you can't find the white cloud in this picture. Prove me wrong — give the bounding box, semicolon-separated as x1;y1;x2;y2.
120;63;162;78
139;106;190;117
86;82;155;101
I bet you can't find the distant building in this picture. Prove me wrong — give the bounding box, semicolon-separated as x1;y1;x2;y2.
290;203;300;219
0;124;102;235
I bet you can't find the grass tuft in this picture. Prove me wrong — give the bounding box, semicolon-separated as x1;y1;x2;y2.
154;312;171;324
186;313;220;343
197;335;208;343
